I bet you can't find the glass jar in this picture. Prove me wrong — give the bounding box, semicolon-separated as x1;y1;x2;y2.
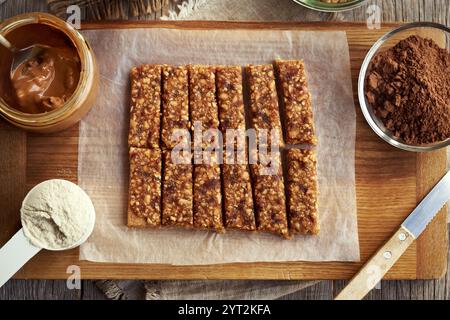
0;12;98;132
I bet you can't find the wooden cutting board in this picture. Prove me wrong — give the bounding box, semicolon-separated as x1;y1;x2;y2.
0;21;447;280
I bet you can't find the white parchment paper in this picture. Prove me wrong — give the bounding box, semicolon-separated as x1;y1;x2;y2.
78;28;359;264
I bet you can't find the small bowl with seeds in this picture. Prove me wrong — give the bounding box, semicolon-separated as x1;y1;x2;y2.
359;22;450;152
293;0;368;12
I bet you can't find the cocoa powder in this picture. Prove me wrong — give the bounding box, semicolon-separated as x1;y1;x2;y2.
365;35;450;145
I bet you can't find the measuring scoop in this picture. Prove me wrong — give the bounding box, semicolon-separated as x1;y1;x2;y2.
0;179;95;288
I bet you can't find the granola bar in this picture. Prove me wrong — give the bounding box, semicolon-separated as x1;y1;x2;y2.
127;147;162;227
222;149;256;231
128;65;162;148
275;60;317;145
216;66;246;149
246;64;284;148
286;148;319;235
250;151;289;238
193;151;224;232
162;150;193;227
189;65;220;149
161;65;190;149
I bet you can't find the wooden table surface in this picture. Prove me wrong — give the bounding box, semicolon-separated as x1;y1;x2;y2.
1;0;449;300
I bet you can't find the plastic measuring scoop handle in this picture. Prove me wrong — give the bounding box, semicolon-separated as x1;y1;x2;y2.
0;228;41;288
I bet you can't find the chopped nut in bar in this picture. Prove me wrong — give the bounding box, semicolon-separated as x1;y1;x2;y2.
246;64;284;148
193;152;224;232
161;65;190;149
286;148;319;235
250;151;289;238
222;149;256;231
127;147;162;227
189;65;220;149
275;60;317;145
128;65;162;148
162;150;193;227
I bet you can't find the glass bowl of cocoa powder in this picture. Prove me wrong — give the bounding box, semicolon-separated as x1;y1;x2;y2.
359;22;450;152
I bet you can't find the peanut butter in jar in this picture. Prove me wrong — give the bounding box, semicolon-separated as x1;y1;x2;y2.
11;45;80;114
0;13;98;133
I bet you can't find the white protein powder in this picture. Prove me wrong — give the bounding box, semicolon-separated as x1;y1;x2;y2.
21;179;94;250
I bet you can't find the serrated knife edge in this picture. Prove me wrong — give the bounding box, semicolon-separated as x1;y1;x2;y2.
402;170;450;238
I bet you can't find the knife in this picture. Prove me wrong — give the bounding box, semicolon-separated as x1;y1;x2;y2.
335;170;450;300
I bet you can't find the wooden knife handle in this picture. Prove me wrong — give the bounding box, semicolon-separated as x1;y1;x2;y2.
335;226;415;300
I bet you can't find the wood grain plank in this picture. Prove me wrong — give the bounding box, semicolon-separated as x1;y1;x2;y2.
81;281;107;300
0;280;80;300
80;20;397;30
302;281;333;300
423;280;435;300
281;281;333;300
396;280;411;300
410;280;424;300
0;121;26;245
279;290;307;300
0;0;47;19
347;0;450;24
435;277;446;300
401;0;420;22
416;151;448;279
381;281;397;300
422;0;434;23
410;279;435;300
381;0;398;22
26;126;79;188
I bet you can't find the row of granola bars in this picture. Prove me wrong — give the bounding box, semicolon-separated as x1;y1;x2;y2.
127;61;319;238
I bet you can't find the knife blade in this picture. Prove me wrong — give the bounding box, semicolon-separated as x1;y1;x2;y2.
402;170;450;238
336;170;450;300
